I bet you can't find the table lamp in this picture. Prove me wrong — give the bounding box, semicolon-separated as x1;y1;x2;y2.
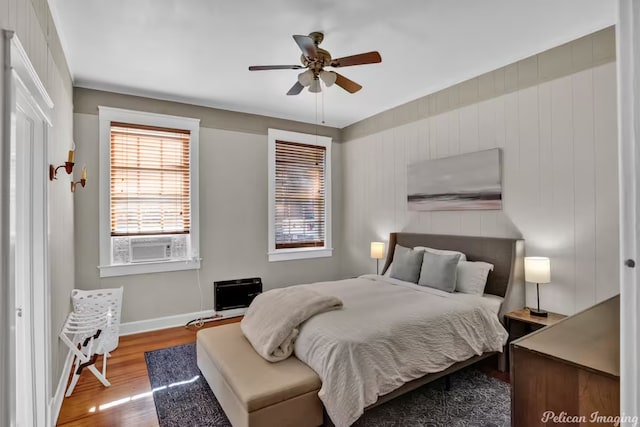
370;242;385;275
524;257;551;317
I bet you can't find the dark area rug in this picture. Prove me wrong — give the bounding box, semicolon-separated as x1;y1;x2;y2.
145;343;231;426
145;343;510;427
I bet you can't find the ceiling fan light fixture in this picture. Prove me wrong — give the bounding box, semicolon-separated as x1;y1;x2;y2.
248;32;381;96
319;70;337;87
297;69;314;87
308;78;321;93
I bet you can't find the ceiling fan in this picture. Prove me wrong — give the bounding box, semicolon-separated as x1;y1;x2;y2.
248;32;382;95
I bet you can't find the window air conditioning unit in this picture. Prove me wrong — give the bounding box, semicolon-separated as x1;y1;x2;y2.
111;235;189;264
130;237;173;263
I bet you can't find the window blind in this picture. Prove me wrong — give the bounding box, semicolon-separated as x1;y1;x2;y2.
110;122;191;236
275;140;326;249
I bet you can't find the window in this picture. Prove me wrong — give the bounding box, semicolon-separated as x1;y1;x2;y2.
98;107;200;277
268;129;332;261
110;123;191;236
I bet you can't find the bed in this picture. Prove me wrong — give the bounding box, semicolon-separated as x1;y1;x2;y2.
197;232;525;427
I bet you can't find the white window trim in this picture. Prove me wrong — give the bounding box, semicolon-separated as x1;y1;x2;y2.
268;128;332;262
98;106;200;277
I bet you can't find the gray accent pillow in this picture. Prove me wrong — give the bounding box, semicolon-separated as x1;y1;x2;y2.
390;245;424;283
418;251;461;292
456;261;494;295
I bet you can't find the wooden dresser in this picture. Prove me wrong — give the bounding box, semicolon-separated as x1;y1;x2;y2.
510;296;619;426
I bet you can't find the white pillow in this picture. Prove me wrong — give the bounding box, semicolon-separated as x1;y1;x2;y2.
414;246;467;262
455;261;494;295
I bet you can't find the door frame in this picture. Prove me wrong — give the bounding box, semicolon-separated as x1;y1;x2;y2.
617;1;640;424
3;30;54;426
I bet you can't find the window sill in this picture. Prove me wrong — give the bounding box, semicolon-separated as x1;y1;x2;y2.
98;258;200;278
268;247;333;262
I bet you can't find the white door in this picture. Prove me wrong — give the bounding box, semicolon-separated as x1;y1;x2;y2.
12;82;47;427
617;1;640;424
4;31;53;427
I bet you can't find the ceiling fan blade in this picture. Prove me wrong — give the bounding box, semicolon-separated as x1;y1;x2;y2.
334;73;362;94
330;51;382;68
293;35;318;60
286;81;304;95
249;65;304;71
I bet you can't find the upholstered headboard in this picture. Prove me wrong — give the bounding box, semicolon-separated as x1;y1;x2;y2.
381;233;525;320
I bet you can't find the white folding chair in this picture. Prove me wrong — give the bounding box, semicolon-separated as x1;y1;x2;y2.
60;311;111;396
61;287;123;396
71;287;123;353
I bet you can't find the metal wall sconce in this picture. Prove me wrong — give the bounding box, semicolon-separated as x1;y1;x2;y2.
50;149;76;180
71;165;87;192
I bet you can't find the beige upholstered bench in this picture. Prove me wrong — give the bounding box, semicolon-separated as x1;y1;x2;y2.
196;323;323;427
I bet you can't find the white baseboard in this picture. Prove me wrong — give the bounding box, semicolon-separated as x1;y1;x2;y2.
49;349;73;426
119;308;246;336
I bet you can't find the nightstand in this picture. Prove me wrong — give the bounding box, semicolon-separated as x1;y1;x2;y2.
504;308;567;370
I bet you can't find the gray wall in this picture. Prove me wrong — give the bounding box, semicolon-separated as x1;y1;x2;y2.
0;0;75;405
340;27;618;316
73;89;344;323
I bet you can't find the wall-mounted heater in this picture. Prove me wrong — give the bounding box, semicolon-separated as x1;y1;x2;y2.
184;277;262;327
214;277;262;312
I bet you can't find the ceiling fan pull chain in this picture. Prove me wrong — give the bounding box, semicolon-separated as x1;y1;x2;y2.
322;90;325;124
315;90;319;142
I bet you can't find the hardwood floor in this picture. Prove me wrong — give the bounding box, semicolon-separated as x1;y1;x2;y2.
56;317;509;427
56;317;240;427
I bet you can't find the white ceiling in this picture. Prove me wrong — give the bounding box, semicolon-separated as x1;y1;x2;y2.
49;0;616;128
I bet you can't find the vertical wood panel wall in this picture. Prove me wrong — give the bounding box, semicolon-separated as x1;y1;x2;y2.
341;30;618;316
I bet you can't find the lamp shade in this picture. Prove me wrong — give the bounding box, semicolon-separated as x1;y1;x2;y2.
319;70;337;87
370;242;385;259
297;69;314;87
308;78;321;93
524;257;551;284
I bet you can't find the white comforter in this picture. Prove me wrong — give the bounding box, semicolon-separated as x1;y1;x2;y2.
240;287;343;362
293;275;509;427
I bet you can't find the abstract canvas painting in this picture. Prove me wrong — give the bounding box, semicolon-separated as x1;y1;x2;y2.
407;148;502;211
